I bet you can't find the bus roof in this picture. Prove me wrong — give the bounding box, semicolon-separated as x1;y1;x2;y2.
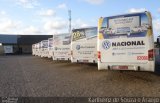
72;27;97;31
99;11;150;18
53;33;69;36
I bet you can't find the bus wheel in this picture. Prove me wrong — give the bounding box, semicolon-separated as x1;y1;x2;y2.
108;65;110;70
137;66;141;71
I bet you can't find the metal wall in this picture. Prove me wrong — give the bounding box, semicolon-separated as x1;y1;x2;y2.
0;35;52;54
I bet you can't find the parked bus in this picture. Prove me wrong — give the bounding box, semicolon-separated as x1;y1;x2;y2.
97;11;155;72
52;33;71;61
35;42;41;56
40;40;49;57
71;27;97;63
32;44;36;55
48;38;53;58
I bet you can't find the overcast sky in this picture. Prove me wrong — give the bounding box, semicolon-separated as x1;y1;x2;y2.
0;0;159;38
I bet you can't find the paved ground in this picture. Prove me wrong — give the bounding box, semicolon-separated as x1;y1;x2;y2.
0;55;160;97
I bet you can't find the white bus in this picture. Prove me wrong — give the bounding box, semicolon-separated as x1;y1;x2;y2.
97;11;155;72
36;42;41;56
71;27;97;63
48;38;53;58
52;33;71;61
32;44;36;55
34;42;40;56
33;43;37;56
40;40;49;57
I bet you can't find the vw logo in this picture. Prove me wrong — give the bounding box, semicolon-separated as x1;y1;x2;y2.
102;40;111;50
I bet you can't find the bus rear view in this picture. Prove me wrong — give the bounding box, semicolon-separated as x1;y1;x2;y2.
97;11;155;72
71;27;97;63
52;33;71;61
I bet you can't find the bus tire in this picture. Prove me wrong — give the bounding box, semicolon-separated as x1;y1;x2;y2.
137;66;140;71
108;65;110;70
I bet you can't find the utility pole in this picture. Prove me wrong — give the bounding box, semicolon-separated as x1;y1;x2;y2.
68;10;71;34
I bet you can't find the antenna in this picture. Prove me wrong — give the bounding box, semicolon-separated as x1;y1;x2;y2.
68;10;71;34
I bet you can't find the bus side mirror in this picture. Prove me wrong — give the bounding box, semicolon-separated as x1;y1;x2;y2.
157;38;160;44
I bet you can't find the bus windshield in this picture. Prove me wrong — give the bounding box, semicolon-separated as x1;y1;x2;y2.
48;38;53;48
72;27;97;41
41;40;48;48
99;13;150;38
53;34;71;45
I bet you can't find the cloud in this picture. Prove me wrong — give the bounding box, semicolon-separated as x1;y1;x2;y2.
128;8;147;13
0;19;21;33
0;11;41;35
84;0;105;5
43;18;68;34
42;17;92;34
57;3;67;9
39;9;56;17
0;11;6;15
153;19;160;35
16;0;39;8
21;26;42;34
158;8;160;13
72;19;89;29
0;10;23;34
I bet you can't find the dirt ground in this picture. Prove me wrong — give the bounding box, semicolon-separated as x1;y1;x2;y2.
0;55;160;97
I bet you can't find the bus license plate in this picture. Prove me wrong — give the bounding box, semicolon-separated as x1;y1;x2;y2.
112;66;128;70
83;60;89;62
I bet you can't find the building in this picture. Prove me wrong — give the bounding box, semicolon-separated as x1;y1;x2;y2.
0;34;52;54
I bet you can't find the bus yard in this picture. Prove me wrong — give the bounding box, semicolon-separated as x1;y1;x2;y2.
1;12;160;99
0;55;160;97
